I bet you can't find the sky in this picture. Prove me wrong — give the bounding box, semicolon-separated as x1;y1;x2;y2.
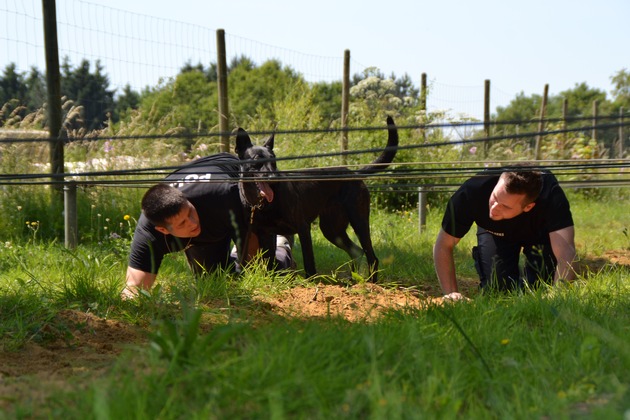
2;0;629;115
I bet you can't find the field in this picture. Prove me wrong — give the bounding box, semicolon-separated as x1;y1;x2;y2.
1;189;629;418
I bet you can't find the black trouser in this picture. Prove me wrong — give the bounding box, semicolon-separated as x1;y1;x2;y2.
472;227;557;291
185;238;294;276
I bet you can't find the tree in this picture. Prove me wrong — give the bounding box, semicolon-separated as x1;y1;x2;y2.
349;67;420;124
557;82;609;118
227;59;304;125
610;68;630;109
136;69;218;133
24;67;47;110
311;80;342;121
60;58;115;130
0;63;27;107
114;84;141;121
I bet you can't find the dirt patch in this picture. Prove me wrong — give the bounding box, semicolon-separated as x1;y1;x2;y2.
574;250;630;275
1;250;628;413
0;309;145;412
259;282;447;321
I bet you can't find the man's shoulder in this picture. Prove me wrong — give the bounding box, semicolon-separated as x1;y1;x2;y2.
166;153;240;188
172;153;239;174
459;173;499;193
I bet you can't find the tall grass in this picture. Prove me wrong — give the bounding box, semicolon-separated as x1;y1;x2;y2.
16;270;628;418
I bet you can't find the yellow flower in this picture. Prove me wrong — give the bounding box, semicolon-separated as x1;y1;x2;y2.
124;214;131;221
501;338;510;345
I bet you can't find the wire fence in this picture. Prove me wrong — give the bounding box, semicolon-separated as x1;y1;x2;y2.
1;120;629;191
1;0;628;195
4;0;519;122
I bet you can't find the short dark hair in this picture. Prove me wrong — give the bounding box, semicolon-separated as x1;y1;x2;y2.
141;184;187;227
501;170;543;205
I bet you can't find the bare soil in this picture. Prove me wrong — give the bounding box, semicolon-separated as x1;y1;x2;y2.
1;250;628;413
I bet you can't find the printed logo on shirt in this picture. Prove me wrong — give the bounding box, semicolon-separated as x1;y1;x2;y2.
170;173;212;189
486;229;505;237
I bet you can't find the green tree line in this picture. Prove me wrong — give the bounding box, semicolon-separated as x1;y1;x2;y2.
2;57;628;138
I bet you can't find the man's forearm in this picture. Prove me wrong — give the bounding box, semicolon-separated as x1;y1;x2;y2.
434;247;458;294
124;266;157;298
554;251;577;282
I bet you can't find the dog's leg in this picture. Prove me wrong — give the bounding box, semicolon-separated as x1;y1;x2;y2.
297;226;317;277
345;188;379;282
348;220;378;282
319;212;365;274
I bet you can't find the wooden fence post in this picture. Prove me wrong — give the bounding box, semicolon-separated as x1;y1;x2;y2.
592;100;598;148
420;72;427;141
420;73;427;111
42;0;63;195
216;29;229;152
483;79;490;158
341;49;350;166
534;84;549;160
561;98;568;156
620;107;625;158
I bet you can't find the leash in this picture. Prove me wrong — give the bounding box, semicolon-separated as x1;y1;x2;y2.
238;194;266;269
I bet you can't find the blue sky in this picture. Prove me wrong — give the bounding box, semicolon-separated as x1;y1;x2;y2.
102;0;628;97
3;0;629;114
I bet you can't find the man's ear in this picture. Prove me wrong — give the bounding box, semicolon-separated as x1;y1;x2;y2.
523;202;536;213
155;226;170;235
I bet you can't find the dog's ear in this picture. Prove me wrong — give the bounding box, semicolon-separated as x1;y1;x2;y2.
234;128;253;159
263;134;275;151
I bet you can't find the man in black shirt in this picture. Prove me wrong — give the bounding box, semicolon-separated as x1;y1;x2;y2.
124;153;294;298
434;169;576;300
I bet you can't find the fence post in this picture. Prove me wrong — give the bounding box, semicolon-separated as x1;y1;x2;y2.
418;187;428;233
620;107;625;158
420;73;427;141
42;0;63;200
592;100;598;148
561;98;568;156
341;49;350;166
216;29;229;152
534;84;549;160
483;79;490;158
64;181;78;248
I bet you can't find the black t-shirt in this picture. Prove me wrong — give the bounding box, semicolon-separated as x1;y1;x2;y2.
441;171;573;244
128;153;247;273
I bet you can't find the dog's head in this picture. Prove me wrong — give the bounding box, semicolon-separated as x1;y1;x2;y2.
234;128;278;206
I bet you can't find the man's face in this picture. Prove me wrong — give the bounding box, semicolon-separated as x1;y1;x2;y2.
155;201;201;237
488;177;535;221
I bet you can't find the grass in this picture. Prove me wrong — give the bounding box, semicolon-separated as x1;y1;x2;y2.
1;193;629;418
15;274;630;419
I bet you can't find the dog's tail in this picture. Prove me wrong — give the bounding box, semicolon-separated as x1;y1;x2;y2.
356;116;399;174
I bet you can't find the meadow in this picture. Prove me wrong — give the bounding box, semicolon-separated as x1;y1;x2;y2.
0;106;629;417
0;180;629;418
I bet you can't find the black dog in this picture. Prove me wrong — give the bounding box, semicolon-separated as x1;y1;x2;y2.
234;116;398;282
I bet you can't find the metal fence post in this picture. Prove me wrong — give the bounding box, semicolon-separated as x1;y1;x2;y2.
64;181;78;248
